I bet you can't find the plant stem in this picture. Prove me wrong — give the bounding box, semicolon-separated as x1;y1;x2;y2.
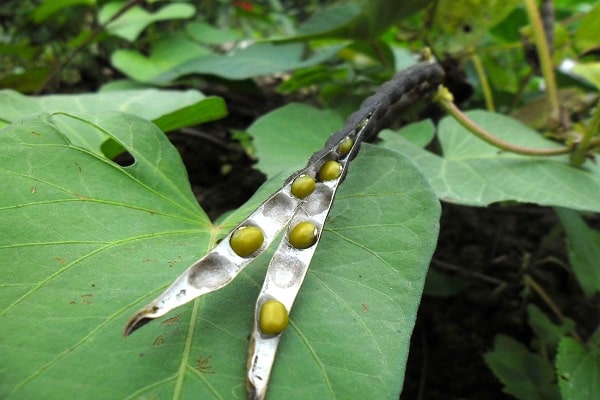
470;52;495;112
524;274;582;342
571;104;600;166
523;0;560;125
434;86;572;156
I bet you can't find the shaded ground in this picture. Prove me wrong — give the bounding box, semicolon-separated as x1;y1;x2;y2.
403;203;599;399
169;89;599;399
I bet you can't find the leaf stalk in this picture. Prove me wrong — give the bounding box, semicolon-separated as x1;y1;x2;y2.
470;51;495;112
434;86;572;157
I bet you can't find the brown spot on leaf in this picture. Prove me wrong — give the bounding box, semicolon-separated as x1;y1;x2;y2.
168;256;183;267
54;257;66;266
196;355;214;374
152;335;165;345
161;313;182;326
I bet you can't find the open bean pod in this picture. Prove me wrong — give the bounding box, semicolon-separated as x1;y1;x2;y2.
123;55;445;399
122;133;354;335
246;114;370;400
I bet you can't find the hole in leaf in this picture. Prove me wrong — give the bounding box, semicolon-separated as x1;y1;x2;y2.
101;138;136;167
112;151;136;167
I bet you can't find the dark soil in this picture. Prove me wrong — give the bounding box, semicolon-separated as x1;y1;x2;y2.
403;204;599;400
170;88;599;399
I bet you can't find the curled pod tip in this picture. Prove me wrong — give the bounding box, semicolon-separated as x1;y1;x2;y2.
259;300;289;336
338;138;354;157
230;226;264;257
318;160;342;181
288;221;318;249
291;175;316;199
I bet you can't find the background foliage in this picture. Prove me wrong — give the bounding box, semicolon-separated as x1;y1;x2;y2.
1;0;599;399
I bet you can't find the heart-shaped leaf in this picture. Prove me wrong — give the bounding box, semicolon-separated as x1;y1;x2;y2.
1;111;439;399
382;110;600;212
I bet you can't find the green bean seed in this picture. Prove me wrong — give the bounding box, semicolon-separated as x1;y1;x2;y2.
339;138;354;156
288;221;317;249
291;175;316;199
259;300;289;335
318;160;342;181
230;226;264;257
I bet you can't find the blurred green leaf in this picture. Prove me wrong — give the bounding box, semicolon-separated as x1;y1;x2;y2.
555;208;600;297
430;0;521;54
527;303;575;350
114;42;344;84
556;337;600;400
31;0;94;22
110;33;212;83
283;0;434;41
574;2;600;54
276;65;341;94
484;334;560;400
572;62;600;90
0;42;39;60
185;21;241;45
511;88;591;130
0;67;51;93
99;1;196;42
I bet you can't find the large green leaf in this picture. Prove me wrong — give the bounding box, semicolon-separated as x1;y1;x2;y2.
249;104;600;213
1;112;439;398
250;103;344;178
382;111;600;212
0;89;227;158
0;88;225;131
